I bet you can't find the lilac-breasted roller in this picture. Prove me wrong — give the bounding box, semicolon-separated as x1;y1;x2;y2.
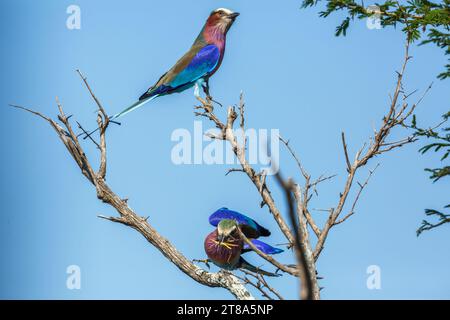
112;8;239;120
204;208;283;277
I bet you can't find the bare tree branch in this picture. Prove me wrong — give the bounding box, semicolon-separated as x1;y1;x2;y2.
195;96;295;246
279;135;309;180
195;95;323;299
275;174;314;300
236;227;298;277
237;269;284;300
313;40;425;260
334;164;379;226
13;35;428;301
233;272;274;300
12;71;254;300
341;132;352;173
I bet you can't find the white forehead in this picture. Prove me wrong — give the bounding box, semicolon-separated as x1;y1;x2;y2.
214;8;233;14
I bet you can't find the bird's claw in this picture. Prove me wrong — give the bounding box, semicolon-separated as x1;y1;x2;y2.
193;259;211;269
204;104;213;113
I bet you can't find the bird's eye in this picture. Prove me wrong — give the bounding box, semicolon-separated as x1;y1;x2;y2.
218;11;225;16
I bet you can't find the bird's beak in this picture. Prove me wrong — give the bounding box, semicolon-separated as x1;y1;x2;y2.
228;12;240;20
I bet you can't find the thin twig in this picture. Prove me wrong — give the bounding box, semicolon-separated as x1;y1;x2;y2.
334;164;380;226
341;132;352;173
235;227;298;277
77;121;100;149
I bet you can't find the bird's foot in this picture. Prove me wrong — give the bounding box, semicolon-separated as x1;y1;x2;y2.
193;258;211;269
196;102;213;114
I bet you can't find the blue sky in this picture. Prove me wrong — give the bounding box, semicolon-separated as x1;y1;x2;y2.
0;0;449;299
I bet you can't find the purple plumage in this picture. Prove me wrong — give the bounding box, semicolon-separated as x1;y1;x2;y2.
204;229;280;277
203;207;283;276
204;229;243;269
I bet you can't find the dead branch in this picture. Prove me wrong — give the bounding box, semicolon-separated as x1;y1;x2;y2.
334;164;379;226
313;40;429;260
192;38;429;300
279;135;309;180
13;71;254;300
195;96;295;246
341;132;352;173
233;272;274;300
14;34;428;301
275;174;314;300
195;97;322;299
235;227;299;277
195;95;321;299
237;269;284;300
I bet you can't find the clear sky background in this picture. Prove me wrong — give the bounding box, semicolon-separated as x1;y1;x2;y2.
0;0;449;299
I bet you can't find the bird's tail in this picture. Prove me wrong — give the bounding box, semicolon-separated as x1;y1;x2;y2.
81;95;159;140
242;239;284;255
110;94;159;120
239;258;280;277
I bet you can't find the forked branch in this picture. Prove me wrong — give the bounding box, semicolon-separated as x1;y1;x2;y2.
12;71;254;300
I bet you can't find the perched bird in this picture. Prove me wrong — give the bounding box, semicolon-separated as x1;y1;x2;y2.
204;208;283;277
113;8;239;120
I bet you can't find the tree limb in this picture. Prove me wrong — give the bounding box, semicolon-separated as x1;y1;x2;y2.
12;72;254;300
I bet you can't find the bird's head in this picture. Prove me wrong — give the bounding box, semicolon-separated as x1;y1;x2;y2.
217;219;238;244
206;8;240;34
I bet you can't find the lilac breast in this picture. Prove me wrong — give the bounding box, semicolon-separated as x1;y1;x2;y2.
204;230;243;269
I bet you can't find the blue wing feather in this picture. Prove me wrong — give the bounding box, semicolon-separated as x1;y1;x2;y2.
209;208;271;237
113;45;220;120
169;44;220;88
242;239;284;255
